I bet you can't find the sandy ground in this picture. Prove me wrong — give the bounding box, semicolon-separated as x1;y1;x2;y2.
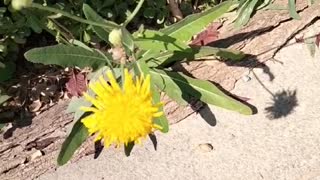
39;37;320;180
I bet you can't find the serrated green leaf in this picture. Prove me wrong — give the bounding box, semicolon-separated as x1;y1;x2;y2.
151;69;253;115
134;30;190;52
160;1;232;43
57;119;89;166
235;0;259;28
24;45;112;70
83;4;118;42
288;0;301;20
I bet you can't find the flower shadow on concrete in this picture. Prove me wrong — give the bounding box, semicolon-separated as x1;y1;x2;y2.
265;89;298;120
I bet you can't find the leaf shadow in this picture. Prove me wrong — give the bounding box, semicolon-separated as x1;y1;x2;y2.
94;140;104;159
148;133;157;150
2;110;33;139
137;33;187;52
208;26;275;48
265;89;298;120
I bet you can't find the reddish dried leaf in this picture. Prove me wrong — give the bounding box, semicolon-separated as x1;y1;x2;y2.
65;69;87;97
189;22;222;46
315;33;320;47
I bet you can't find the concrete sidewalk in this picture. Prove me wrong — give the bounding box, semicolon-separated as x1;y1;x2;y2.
40;37;320;180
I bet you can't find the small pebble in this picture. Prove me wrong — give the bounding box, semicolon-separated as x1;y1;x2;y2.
30;150;43;161
198;143;214;152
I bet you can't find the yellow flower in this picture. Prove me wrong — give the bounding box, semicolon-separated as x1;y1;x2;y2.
81;68;163;147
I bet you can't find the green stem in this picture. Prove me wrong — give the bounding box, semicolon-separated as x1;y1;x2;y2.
29;3;119;30
96;49;116;76
123;0;145;27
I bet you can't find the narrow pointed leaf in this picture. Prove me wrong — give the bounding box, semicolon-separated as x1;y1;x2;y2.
134;30;190;52
288;0;301;20
57;119;89;166
151;69;253;115
160;1;232;43
234;0;259;28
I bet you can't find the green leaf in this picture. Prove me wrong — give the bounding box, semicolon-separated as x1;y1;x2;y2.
83;4;118;42
69;39;92;51
57;119;89;166
0;94;11;105
26;12;43;33
0;61;15;82
0;123;5;130
194;46;246;61
122;28;135;54
256;0;272;10
146;46;245;67
0;88;11;105
134;30;190;52
134;60;169;133
151;69;253;115
160;1;232;43
152;87;169;133
234;0;259;28
67;97;89;113
24;45;112;70
288;0;301;20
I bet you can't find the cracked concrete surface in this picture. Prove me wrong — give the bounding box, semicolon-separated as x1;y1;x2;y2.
39;32;320;180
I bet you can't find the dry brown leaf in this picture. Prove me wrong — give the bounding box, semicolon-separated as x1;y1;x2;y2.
65;69;88;97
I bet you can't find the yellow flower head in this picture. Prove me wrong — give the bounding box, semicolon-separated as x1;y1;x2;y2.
81;68;163;147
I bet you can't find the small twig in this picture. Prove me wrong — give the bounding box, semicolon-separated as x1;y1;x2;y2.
251;70;274;97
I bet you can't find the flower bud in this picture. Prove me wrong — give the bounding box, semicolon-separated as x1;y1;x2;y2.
12;0;33;10
108;29;123;47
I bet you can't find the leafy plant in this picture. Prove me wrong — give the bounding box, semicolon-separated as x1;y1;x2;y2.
234;0;316;28
23;0;255;165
